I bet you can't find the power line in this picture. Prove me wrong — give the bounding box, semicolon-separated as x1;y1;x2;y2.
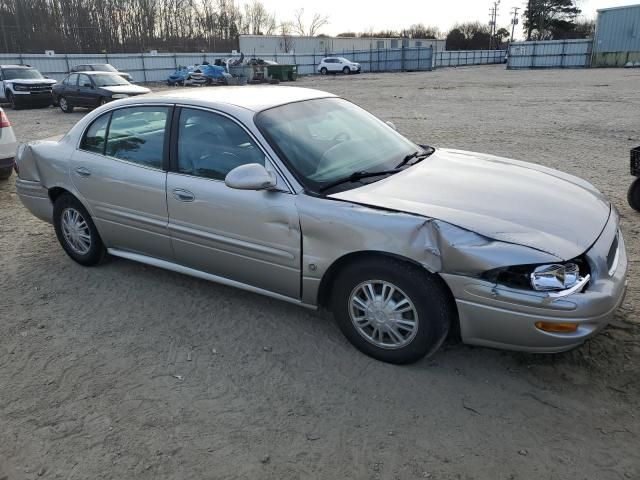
488;1;500;49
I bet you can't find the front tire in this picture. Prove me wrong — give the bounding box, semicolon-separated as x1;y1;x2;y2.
53;193;106;266
7;92;20;110
331;257;452;364
342;66;350;75
59;96;74;113
629;178;640;212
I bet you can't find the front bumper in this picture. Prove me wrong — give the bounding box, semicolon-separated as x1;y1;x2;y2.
16;178;53;223
11;91;53;106
442;212;628;352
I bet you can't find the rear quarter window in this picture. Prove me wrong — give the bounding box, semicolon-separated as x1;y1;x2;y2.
80;113;110;155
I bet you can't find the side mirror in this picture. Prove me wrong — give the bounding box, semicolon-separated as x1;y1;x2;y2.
225;163;277;191
83;82;93;88
386;121;397;131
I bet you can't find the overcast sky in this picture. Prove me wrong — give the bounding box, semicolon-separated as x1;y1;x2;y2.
259;0;633;37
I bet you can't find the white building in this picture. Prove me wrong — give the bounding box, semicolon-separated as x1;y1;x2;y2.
239;35;446;55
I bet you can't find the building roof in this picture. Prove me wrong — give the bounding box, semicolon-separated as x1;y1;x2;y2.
597;3;640;12
150;85;336;112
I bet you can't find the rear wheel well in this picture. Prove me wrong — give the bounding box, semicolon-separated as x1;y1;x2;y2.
48;187;72;204
317;251;460;340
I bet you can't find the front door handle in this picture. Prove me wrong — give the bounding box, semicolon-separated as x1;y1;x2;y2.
75;167;91;177
172;188;195;202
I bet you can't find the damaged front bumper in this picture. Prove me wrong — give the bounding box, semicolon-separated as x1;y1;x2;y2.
441;213;627;353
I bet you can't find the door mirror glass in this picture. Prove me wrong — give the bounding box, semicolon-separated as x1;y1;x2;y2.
83;82;92;88
225;163;277;190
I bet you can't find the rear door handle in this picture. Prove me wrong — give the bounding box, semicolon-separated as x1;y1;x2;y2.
75;167;91;177
172;188;195;202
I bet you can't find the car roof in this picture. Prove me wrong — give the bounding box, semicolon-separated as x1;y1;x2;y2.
146;86;337;112
0;65;34;69
72;71;118;75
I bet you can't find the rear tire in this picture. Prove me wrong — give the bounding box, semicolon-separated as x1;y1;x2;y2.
53;193;106;266
59;96;74;113
0;166;12;180
320;67;328;75
629;178;640;212
331;257;452;364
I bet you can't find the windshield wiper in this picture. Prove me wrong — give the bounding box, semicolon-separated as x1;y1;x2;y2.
395;146;435;169
318;169;401;193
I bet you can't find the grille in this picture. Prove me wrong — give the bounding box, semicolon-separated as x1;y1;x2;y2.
632;146;640;176
28;84;52;92
606;232;619;275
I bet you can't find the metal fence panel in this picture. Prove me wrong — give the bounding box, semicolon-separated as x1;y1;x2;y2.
0;47;507;83
433;50;506;68
507;39;592;69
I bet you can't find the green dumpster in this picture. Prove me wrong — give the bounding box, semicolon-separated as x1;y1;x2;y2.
267;64;298;81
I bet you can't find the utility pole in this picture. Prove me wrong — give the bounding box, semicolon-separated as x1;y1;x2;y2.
488;1;500;50
510;7;520;43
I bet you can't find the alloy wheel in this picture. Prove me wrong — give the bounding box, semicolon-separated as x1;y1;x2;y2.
348;280;419;349
61;207;92;255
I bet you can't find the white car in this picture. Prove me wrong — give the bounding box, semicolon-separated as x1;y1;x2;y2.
318;57;362;75
0;107;17;180
0;65;56;109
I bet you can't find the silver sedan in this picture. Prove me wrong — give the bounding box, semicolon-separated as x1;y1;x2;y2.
15;86;627;364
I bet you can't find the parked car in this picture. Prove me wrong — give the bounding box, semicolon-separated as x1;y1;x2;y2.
53;72;150;113
69;64;134;83
167;66;207;86
0;64;56;109
0;107;17;179
14;87;627;364
318;57;361;75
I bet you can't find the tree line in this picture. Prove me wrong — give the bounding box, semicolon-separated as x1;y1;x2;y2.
0;0;595;54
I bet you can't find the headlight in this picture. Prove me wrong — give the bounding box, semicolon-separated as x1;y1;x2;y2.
530;263;580;291
111;94;129;99
483;260;588;292
14;84;29;91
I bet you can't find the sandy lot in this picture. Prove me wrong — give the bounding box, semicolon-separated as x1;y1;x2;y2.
1;66;639;480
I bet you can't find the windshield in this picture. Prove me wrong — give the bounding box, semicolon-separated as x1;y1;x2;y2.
92;64;118;72
93;73;129;86
3;68;43;80
255;98;420;193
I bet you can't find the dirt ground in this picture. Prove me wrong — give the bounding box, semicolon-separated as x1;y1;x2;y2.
1;65;639;480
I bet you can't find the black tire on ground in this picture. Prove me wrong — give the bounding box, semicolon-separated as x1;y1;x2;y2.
53;193;106;266
629;178;640;212
342;66;350;74
98;97;107;106
59;96;74;113
320;67;328;75
7;92;20;110
331;257;452;364
0;165;12;180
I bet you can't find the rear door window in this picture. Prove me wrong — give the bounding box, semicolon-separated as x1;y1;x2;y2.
105;106;169;169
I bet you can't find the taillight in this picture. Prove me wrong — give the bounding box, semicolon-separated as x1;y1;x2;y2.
0;110;11;128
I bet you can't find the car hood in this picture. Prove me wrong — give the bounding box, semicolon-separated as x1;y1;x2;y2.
7;78;56;85
330;148;611;260
100;85;150;94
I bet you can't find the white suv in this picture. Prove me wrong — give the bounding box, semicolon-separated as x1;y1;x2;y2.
0;65;56;110
317;57;362;75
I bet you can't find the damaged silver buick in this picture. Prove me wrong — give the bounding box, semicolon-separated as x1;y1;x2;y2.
15;86;627;364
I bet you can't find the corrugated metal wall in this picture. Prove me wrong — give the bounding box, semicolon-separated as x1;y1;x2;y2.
507;39;592;69
593;4;640;67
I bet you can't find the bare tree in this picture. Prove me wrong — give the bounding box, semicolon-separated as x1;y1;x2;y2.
278;21;295;52
292;8;329;36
